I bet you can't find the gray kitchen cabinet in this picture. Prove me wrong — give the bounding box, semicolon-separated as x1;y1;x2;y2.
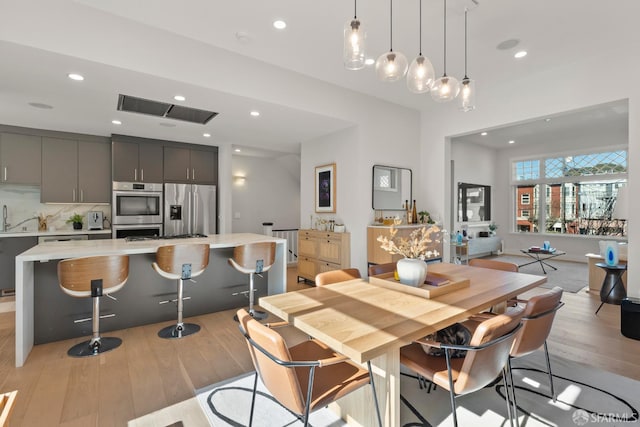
112;140;163;183
0;132;41;185
41;138;111;203
0;236;37;292
163;146;217;184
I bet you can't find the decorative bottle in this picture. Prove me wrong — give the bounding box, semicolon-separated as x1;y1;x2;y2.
405;200;411;224
412;200;418;224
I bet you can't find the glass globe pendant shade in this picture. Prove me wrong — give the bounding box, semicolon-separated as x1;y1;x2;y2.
375;50;408;82
459;77;476;111
343;19;366;70
430;74;460;102
406;55;435;93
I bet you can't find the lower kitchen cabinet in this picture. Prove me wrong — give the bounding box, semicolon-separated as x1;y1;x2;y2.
297;229;350;283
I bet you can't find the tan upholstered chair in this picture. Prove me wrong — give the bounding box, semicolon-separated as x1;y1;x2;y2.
469;258;519;272
153;243;210;338
314;268;361;286
58;255;129;357
229;242;276;320
0;390;17;427
401;307;524;427
367;262;396;277
237;309;382;427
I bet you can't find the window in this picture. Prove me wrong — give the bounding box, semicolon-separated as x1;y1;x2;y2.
512;149;627;236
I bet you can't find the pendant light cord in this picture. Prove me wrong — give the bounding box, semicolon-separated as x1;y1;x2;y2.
443;0;447;75
419;0;422;56
464;9;468;78
354;0;357;19
390;0;394;52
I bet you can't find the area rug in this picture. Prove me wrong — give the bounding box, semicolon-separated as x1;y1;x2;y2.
485;254;589;293
197;351;639;426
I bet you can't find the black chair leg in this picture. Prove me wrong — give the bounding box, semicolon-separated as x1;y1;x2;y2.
367;361;384;427
249;372;258;427
543;341;556;402
445;350;459;427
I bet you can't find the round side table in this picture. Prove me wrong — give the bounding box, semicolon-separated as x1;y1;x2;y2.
595;262;627;315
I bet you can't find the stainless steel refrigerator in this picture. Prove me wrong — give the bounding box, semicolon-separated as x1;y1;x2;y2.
164;183;217;236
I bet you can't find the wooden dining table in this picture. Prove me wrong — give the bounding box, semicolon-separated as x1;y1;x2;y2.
259;262;546;427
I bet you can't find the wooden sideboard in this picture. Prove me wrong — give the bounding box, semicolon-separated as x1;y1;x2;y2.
297;229;351;282
367;225;443;266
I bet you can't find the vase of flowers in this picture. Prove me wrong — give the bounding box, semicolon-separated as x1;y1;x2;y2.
488;222;498;236
377;225;441;287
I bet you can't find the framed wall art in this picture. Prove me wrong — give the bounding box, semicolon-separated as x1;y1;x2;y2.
315;163;336;213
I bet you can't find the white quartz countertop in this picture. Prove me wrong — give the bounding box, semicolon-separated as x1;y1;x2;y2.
0;229;111;238
16;233;284;262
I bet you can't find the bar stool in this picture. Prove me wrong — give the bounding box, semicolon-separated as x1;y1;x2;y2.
153;243;210;339
58;255;129;357
229;241;275;320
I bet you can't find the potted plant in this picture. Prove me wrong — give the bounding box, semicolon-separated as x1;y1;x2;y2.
488;222;498;236
418;211;435;224
377;224;441;286
66;213;83;230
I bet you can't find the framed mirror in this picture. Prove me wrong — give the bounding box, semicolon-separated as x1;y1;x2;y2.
372;165;412;210
458;182;491;222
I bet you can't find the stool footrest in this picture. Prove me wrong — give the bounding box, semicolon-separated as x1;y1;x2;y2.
158;296;192;305
73;313;115;324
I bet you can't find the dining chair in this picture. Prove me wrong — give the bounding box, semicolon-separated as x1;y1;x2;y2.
367;262;396;277
400;307;525;427
314;268;361;286
0;390;17;427
237;309;382;427
468;258;519;272
466;286;564;427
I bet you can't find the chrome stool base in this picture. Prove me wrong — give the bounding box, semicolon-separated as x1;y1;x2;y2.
158;323;200;339
67;337;122;357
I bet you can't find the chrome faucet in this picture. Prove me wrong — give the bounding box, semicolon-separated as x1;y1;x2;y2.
2;205;8;232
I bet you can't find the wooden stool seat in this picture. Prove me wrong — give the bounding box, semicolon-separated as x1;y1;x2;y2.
228;242;275;320
58;255;129;357
153;243;210;339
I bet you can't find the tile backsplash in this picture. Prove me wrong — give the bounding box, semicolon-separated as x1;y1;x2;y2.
0;185;110;232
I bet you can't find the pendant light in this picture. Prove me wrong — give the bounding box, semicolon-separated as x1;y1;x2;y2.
407;0;435;93
375;0;408;82
459;9;475;111
343;0;366;70
431;0;460;102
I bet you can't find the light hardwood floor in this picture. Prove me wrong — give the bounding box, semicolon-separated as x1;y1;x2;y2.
0;266;639;426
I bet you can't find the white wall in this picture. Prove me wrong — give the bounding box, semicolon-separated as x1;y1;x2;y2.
231;154;300;234
420;46;640;297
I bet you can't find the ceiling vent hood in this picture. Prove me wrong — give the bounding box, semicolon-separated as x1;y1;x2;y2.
117;94;218;125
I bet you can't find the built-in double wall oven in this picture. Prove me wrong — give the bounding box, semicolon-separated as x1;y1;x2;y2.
112;182;163;239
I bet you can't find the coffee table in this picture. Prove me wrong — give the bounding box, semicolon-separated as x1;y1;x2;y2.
519;248;566;274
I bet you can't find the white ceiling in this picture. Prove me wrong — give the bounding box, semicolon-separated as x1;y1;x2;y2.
0;0;637;155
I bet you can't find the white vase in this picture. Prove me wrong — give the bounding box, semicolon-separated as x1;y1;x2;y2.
396;258;428;287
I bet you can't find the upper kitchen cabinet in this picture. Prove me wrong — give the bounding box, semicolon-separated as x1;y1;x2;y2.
112;140;163;183
163;146;217;185
0;132;41;185
41;138;111;203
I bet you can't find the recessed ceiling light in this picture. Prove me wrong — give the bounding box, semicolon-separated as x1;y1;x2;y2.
203;133;211;137
68;73;84;81
28;102;53;109
273;20;287;30
514;50;528;59
496;39;520;50
365;58;375;66
235;31;252;43
480;132;488;136
250;111;260;117
112;120;122;125
174;95;186;102
234;148;242;153
508;140;515;144
545;118;552;122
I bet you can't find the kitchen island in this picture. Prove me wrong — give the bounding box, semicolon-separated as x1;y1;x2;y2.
14;233;286;367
